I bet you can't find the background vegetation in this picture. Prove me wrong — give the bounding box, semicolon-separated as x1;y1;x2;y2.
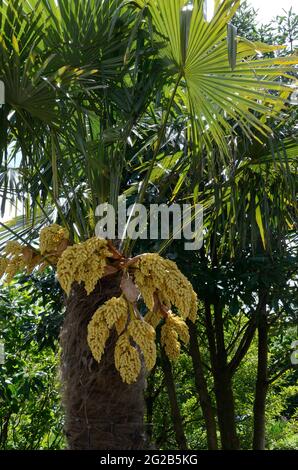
0;1;297;450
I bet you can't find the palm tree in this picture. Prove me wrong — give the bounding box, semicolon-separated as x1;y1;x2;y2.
0;0;296;449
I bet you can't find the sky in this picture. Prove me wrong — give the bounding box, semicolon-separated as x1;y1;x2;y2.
248;0;296;23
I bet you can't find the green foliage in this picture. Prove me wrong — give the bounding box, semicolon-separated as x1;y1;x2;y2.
275;8;298;52
0;273;64;449
0;0;297;451
232;0;259;41
146;327;297;450
146;352;211;450
0;0;296;251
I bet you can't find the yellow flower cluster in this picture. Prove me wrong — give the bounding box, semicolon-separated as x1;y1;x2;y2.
87;296;157;382
115;311;128;336
96;296;128;329
4;241;23;256
114;333;141;384
1;241;26;283
1;231;198;382
57;237;111;295
0;257;8;278
87;296;128;362
144;310;163;329
128;319;156;371
25;252;43;275
161;313;189;360
134;253;197;321
168;313;190;344
0;224;70;283
39;224;69;263
161;322;180;360
87;315;110;363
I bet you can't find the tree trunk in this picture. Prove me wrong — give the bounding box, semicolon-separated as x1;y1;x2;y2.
145;394;154;442
253;309;268;450
145;367;160;443
0;412;11;449
214;368;239;450
60;276;147;450
160;348;188;450
187;320;218;450
204;300;240;449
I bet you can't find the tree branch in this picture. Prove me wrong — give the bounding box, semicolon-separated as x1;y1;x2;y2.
228;318;256;375
268;365;293;385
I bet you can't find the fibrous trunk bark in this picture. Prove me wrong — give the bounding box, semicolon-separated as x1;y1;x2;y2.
60;276;147;450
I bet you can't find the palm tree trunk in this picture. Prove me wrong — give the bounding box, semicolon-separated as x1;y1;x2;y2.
60;275;147;450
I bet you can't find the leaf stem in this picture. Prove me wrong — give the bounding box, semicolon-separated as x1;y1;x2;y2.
122;71;183;256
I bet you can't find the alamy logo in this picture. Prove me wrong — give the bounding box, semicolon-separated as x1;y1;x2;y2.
0;80;4;105
95;197;203;250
